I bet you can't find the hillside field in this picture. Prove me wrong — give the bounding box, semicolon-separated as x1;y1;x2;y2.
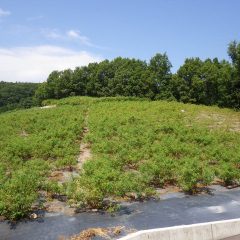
0;97;240;219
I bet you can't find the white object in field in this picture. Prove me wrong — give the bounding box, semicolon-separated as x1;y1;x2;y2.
40;105;56;109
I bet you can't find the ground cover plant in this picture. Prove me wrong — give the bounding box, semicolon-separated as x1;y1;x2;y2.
67;98;240;208
0;105;85;219
0;96;240;219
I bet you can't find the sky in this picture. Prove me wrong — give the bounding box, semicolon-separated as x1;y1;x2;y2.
0;0;239;83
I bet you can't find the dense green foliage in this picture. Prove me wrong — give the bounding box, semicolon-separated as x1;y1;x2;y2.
0;105;85;219
35;41;240;109
1;35;239;219
0;97;240;219
66;98;240;208
1;41;239;112
0;82;39;113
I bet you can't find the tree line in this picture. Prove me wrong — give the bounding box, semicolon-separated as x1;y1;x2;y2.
1;41;239;112
0;82;38;113
35;41;240;109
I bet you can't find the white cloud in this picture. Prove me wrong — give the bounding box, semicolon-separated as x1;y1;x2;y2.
66;30;93;46
67;30;80;38
45;29;62;39
0;8;11;17
43;28;96;47
0;45;102;82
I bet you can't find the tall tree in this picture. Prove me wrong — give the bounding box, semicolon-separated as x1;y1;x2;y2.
0;81;38;112
149;53;173;99
228;41;240;108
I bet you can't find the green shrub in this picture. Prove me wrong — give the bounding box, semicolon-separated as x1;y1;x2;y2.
0;167;42;220
1;96;240;218
178;158;214;193
218;162;240;186
0;104;85;219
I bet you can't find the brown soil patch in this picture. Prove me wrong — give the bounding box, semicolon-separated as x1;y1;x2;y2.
196;112;240;132
49;171;64;181
156;185;181;195
76;124;92;170
77;142;91;170
45;200;75;216
20;130;29;137
0;215;6;221
229;121;240;132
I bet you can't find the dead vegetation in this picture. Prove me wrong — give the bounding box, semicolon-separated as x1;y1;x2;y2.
59;226;135;240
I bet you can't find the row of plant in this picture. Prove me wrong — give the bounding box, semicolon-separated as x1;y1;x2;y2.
0;105;85;219
68;99;240;208
1;96;240;219
42;96;149;107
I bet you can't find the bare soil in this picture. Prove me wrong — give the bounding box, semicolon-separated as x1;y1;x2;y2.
43;110;92;215
196;111;240;132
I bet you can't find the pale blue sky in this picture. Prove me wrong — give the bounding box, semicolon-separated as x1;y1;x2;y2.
0;0;239;82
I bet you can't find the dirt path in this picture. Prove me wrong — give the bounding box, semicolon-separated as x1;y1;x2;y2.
54;107;91;181
44;108;91;215
76;107;92;170
77;127;91;171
